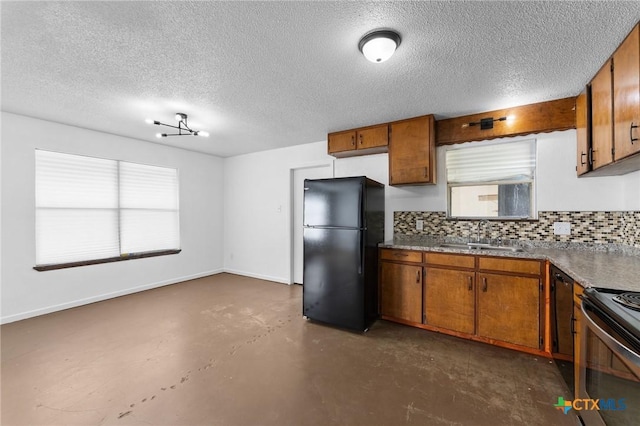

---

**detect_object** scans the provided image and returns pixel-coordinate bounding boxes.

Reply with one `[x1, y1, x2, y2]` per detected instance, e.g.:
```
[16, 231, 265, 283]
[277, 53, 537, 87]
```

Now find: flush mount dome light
[358, 29, 401, 63]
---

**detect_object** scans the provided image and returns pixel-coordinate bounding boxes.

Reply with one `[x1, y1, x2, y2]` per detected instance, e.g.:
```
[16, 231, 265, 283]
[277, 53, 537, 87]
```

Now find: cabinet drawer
[380, 249, 422, 263]
[477, 257, 542, 276]
[424, 252, 475, 269]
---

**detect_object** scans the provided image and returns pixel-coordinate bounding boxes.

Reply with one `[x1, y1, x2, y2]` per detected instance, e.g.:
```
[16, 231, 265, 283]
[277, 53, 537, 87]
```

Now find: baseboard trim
[1, 269, 224, 324]
[223, 268, 290, 285]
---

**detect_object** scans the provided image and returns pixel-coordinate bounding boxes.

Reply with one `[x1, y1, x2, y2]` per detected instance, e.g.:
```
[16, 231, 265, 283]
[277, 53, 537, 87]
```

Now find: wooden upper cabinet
[576, 87, 592, 176]
[389, 115, 436, 185]
[582, 22, 640, 176]
[591, 60, 614, 170]
[328, 124, 388, 157]
[357, 124, 388, 149]
[327, 130, 356, 154]
[613, 24, 640, 161]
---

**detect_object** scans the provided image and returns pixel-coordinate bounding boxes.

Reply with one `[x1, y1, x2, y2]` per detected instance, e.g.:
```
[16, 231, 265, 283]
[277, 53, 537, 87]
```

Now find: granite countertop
[380, 238, 640, 292]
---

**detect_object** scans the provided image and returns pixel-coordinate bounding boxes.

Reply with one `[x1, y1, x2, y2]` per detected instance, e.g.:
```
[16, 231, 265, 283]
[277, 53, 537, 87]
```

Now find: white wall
[223, 130, 640, 284]
[535, 130, 640, 210]
[4, 118, 637, 321]
[223, 142, 334, 284]
[1, 112, 225, 323]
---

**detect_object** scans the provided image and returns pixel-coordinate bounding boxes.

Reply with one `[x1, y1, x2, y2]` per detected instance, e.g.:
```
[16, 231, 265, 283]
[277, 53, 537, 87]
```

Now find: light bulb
[198, 131, 210, 137]
[155, 133, 163, 138]
[145, 118, 154, 125]
[362, 37, 398, 63]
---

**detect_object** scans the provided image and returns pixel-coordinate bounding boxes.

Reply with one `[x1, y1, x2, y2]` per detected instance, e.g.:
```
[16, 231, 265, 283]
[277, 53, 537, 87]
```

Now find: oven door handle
[581, 301, 640, 376]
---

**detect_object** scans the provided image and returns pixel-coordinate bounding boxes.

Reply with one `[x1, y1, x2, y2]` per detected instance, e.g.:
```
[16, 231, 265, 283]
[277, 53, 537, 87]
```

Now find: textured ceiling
[2, 1, 640, 157]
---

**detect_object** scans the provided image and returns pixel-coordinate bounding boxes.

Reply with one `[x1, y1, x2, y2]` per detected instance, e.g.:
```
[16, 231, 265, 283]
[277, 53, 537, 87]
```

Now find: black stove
[613, 292, 640, 311]
[582, 287, 640, 352]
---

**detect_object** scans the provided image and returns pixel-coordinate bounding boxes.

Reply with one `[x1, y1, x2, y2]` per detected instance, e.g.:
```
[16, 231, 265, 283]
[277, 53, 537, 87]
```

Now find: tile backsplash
[394, 211, 640, 248]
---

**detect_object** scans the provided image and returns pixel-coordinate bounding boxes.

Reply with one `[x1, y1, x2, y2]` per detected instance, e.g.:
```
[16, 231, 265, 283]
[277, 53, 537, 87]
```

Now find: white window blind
[35, 150, 180, 267]
[446, 139, 536, 184]
[119, 162, 180, 254]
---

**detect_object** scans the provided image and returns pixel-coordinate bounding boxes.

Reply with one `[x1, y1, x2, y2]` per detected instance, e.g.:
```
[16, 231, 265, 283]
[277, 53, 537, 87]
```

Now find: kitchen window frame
[445, 139, 538, 220]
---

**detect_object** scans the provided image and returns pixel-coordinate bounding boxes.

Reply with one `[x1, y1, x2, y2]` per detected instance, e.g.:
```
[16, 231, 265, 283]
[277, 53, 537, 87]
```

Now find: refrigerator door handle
[358, 233, 364, 275]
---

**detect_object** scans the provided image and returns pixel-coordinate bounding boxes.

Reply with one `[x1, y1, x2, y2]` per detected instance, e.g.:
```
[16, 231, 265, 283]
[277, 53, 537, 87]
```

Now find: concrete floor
[1, 273, 578, 426]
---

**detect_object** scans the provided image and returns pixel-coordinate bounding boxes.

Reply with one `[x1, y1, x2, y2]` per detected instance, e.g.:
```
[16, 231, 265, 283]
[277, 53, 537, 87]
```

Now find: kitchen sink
[438, 243, 472, 250]
[438, 243, 524, 253]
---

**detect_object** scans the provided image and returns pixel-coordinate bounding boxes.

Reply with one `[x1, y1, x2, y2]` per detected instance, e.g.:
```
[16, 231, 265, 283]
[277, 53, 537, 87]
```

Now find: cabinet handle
[591, 149, 597, 163]
[359, 134, 363, 145]
[631, 123, 638, 144]
[468, 276, 473, 291]
[424, 167, 428, 178]
[416, 270, 421, 283]
[393, 252, 408, 257]
[482, 277, 488, 292]
[554, 273, 564, 282]
[580, 151, 587, 166]
[351, 135, 355, 146]
[570, 314, 576, 335]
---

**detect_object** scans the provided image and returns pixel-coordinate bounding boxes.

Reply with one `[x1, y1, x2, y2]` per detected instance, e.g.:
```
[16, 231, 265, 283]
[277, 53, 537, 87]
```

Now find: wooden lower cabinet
[380, 261, 423, 323]
[476, 272, 541, 348]
[380, 248, 545, 354]
[424, 267, 475, 334]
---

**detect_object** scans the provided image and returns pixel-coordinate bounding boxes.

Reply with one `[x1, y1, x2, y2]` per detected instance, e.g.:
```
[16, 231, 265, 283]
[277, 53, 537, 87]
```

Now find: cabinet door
[576, 87, 592, 176]
[573, 301, 581, 399]
[328, 130, 356, 154]
[591, 61, 614, 169]
[380, 262, 422, 323]
[424, 268, 475, 334]
[613, 24, 640, 161]
[477, 272, 540, 348]
[389, 115, 436, 185]
[551, 269, 574, 357]
[357, 124, 388, 150]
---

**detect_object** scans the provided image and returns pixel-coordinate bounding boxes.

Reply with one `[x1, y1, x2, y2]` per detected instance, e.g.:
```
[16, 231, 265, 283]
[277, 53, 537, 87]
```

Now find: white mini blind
[119, 162, 180, 254]
[36, 150, 120, 265]
[35, 150, 180, 267]
[446, 139, 536, 184]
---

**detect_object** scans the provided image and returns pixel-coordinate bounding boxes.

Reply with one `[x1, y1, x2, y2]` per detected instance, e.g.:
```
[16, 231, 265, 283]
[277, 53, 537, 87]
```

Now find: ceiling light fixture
[145, 113, 209, 138]
[358, 29, 401, 63]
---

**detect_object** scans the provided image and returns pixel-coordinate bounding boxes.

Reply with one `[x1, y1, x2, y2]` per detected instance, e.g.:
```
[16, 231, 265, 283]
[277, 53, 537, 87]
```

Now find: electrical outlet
[416, 219, 424, 231]
[553, 222, 571, 235]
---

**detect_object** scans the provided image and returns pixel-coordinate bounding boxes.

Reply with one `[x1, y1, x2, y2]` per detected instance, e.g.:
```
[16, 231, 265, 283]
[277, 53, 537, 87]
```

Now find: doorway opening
[289, 162, 333, 285]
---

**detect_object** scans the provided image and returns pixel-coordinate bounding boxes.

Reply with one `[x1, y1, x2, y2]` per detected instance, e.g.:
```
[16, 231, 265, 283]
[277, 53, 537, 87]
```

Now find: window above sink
[446, 139, 537, 220]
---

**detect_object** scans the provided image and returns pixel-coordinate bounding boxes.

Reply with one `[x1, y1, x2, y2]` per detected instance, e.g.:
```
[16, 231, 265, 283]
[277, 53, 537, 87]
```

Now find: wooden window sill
[33, 249, 181, 271]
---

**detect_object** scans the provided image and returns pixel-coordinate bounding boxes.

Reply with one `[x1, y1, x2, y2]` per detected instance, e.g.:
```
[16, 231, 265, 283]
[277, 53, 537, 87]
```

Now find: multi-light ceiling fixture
[145, 113, 209, 138]
[358, 29, 401, 63]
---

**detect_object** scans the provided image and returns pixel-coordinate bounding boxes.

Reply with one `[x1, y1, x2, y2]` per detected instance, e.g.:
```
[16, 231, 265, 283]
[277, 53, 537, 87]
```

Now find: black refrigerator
[302, 176, 385, 332]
